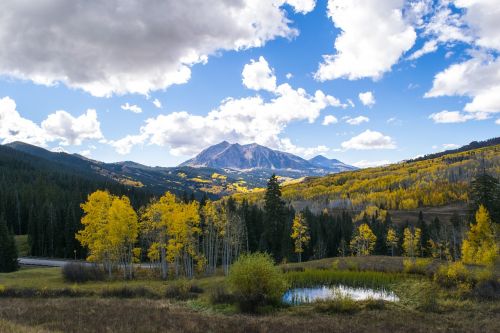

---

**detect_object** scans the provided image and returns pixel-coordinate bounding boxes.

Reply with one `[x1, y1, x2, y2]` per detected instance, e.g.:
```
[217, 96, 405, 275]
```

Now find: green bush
[313, 294, 360, 314]
[62, 263, 105, 283]
[434, 262, 472, 289]
[227, 252, 289, 313]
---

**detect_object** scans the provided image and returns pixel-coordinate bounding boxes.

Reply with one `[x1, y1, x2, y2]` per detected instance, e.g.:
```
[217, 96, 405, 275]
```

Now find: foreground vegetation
[0, 255, 498, 333]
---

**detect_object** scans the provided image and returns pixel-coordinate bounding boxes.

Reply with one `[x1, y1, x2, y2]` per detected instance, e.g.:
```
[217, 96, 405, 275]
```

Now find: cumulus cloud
[284, 0, 316, 14]
[345, 116, 369, 125]
[495, 119, 500, 125]
[286, 73, 293, 79]
[353, 159, 391, 168]
[110, 59, 345, 156]
[41, 109, 103, 146]
[426, 56, 500, 118]
[242, 56, 277, 92]
[407, 40, 438, 60]
[0, 97, 48, 146]
[152, 99, 162, 109]
[315, 0, 416, 81]
[322, 115, 338, 125]
[0, 1, 314, 97]
[341, 130, 396, 150]
[358, 91, 376, 107]
[121, 103, 142, 114]
[0, 96, 103, 146]
[425, 1, 500, 123]
[278, 138, 329, 158]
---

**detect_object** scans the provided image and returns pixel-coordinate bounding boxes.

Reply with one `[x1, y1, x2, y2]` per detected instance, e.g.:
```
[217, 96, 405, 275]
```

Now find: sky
[0, 0, 499, 168]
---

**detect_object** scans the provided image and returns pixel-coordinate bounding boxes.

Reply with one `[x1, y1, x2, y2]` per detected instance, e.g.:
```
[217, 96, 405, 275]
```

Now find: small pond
[282, 285, 399, 305]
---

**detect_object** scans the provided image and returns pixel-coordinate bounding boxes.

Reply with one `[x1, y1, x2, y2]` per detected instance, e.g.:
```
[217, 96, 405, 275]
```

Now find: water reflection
[283, 285, 399, 305]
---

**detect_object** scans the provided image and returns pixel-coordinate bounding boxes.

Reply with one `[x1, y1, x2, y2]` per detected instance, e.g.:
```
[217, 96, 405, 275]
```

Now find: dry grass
[0, 298, 498, 333]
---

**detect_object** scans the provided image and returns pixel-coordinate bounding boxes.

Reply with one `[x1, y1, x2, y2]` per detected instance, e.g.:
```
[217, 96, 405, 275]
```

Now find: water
[282, 285, 399, 305]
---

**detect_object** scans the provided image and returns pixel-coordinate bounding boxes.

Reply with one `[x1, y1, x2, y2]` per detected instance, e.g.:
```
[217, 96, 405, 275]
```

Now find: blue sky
[0, 0, 499, 168]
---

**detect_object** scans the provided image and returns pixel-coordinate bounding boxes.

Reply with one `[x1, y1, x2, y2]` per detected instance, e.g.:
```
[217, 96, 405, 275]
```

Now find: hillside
[237, 140, 500, 214]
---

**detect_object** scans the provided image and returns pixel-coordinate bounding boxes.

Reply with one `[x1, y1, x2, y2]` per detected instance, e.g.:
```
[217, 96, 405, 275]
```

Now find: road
[19, 257, 76, 267]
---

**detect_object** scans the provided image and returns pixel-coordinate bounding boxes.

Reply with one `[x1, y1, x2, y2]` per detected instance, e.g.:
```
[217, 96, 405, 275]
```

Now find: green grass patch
[285, 269, 403, 290]
[14, 235, 29, 257]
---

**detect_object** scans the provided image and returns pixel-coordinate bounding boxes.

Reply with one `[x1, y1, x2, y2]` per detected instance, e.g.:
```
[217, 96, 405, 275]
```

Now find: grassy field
[0, 256, 499, 333]
[14, 235, 29, 257]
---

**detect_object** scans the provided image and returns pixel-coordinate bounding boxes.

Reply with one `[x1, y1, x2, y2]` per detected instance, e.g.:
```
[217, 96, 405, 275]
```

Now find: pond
[282, 285, 399, 305]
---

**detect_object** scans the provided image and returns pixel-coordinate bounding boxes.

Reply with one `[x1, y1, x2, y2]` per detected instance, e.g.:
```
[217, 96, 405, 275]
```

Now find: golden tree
[386, 228, 399, 256]
[291, 212, 310, 262]
[77, 190, 139, 278]
[462, 205, 498, 265]
[403, 227, 421, 258]
[350, 223, 376, 256]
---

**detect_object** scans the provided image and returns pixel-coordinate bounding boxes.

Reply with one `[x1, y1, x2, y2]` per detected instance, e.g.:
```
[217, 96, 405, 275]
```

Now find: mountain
[180, 141, 356, 174]
[308, 155, 357, 172]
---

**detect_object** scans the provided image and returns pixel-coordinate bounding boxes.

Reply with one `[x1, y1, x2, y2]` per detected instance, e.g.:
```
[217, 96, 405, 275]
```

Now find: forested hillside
[0, 145, 153, 258]
[239, 141, 500, 213]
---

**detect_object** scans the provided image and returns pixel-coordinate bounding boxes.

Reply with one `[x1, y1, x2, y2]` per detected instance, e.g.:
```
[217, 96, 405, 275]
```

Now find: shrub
[396, 280, 439, 312]
[227, 252, 289, 313]
[313, 294, 360, 314]
[210, 285, 236, 304]
[434, 262, 471, 289]
[164, 280, 199, 300]
[101, 287, 157, 298]
[360, 298, 386, 310]
[403, 258, 434, 276]
[62, 263, 105, 283]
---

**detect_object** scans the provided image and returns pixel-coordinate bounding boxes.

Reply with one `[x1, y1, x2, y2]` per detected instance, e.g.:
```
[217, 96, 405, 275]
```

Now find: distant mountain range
[180, 141, 357, 173]
[2, 141, 355, 197]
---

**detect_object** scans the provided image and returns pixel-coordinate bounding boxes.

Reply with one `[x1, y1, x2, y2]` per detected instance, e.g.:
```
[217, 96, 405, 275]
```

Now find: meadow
[0, 256, 498, 333]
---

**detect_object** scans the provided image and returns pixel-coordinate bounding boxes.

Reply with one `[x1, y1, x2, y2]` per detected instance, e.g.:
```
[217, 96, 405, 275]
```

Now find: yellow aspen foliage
[291, 212, 310, 262]
[76, 190, 113, 263]
[350, 223, 376, 256]
[403, 227, 421, 258]
[386, 227, 398, 256]
[462, 205, 498, 265]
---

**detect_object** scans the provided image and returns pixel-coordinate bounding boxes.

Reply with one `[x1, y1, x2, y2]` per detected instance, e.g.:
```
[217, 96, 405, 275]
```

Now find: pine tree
[462, 205, 498, 265]
[0, 215, 18, 272]
[469, 174, 500, 223]
[263, 174, 286, 261]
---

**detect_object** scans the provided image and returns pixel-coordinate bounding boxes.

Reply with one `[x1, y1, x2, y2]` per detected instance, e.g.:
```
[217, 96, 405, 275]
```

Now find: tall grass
[285, 269, 402, 290]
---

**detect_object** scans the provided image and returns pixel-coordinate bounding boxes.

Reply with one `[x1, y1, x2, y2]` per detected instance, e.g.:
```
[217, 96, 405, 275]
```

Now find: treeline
[0, 145, 153, 258]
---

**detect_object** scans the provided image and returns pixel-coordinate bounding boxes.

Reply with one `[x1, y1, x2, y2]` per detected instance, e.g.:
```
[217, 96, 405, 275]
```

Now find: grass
[14, 235, 29, 257]
[0, 256, 499, 332]
[286, 269, 403, 290]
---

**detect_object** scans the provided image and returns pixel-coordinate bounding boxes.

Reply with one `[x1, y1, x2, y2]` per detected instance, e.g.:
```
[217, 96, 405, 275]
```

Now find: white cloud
[41, 109, 104, 146]
[495, 119, 500, 125]
[407, 39, 438, 60]
[315, 0, 416, 81]
[455, 0, 500, 50]
[322, 115, 338, 125]
[353, 159, 391, 168]
[428, 110, 472, 123]
[110, 59, 344, 157]
[283, 0, 316, 14]
[426, 56, 500, 118]
[121, 103, 142, 114]
[345, 116, 369, 125]
[442, 143, 460, 149]
[51, 146, 68, 153]
[358, 91, 376, 107]
[152, 99, 162, 109]
[242, 56, 277, 92]
[341, 130, 396, 150]
[0, 96, 103, 147]
[347, 99, 355, 108]
[79, 150, 91, 157]
[0, 97, 48, 146]
[278, 138, 329, 158]
[286, 73, 293, 79]
[0, 1, 313, 97]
